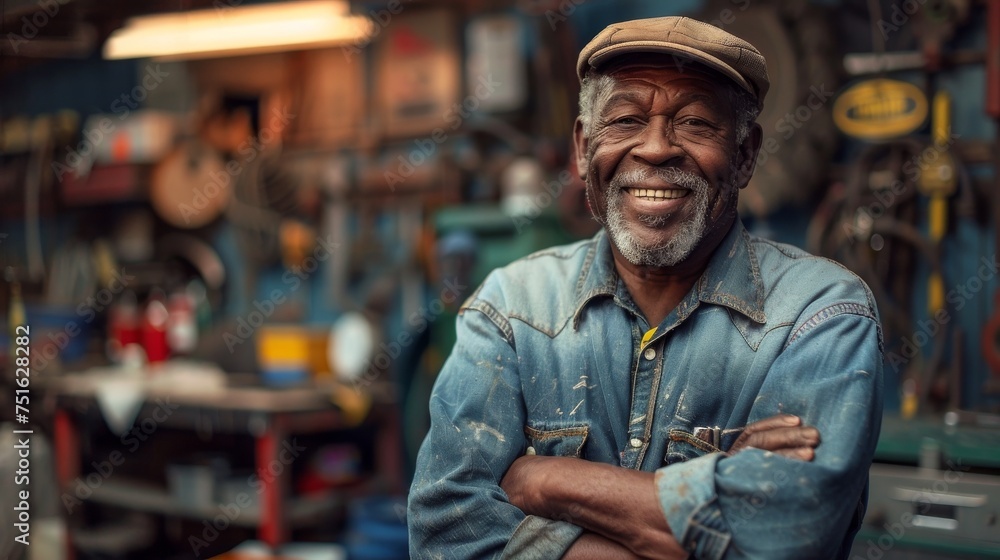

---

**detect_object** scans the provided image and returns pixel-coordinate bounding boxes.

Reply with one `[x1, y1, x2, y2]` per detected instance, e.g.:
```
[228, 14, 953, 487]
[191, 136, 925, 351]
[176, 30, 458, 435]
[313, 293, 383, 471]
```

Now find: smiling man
[408, 16, 883, 560]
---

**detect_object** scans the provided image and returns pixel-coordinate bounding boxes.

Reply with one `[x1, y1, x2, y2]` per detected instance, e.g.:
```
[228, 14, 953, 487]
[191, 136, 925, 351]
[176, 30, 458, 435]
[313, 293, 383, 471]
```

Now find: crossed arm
[500, 415, 822, 559]
[409, 304, 882, 559]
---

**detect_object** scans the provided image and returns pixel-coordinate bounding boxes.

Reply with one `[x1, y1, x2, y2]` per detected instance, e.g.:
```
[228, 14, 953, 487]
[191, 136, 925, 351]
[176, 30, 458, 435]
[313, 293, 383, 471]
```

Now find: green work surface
[855, 527, 1000, 558]
[875, 415, 1000, 469]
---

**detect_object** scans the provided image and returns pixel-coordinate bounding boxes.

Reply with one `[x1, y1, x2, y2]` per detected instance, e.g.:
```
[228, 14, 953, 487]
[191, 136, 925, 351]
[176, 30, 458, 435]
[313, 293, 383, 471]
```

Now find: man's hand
[728, 414, 821, 461]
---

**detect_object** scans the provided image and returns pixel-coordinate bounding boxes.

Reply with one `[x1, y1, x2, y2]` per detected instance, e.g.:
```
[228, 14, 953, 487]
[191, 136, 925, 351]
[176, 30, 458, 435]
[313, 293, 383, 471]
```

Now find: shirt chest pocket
[524, 424, 589, 458]
[664, 429, 725, 465]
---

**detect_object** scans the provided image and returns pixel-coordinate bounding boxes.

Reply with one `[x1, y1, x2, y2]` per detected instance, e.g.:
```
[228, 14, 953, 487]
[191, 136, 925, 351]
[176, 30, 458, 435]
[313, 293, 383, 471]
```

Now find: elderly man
[408, 16, 883, 560]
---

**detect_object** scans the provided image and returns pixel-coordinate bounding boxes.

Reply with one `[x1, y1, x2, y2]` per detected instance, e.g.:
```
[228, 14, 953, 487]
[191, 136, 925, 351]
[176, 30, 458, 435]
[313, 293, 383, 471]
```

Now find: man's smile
[621, 185, 694, 216]
[625, 187, 690, 201]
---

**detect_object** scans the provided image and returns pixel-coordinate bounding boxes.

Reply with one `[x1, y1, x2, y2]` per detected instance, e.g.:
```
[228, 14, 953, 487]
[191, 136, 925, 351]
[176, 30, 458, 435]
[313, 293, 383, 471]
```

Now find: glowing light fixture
[104, 0, 374, 60]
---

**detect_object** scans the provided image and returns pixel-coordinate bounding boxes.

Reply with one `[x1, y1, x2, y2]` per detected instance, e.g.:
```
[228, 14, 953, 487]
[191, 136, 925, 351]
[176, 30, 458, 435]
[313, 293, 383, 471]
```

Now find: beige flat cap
[577, 16, 769, 108]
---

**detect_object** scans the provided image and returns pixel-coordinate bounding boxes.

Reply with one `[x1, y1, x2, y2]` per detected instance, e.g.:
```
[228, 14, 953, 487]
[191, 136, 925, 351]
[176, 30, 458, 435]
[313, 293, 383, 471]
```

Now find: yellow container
[256, 325, 309, 369]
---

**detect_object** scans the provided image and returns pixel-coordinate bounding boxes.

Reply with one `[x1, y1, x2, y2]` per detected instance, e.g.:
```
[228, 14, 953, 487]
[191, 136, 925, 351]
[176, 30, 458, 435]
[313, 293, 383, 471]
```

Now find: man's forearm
[500, 415, 822, 558]
[562, 532, 643, 560]
[503, 456, 687, 558]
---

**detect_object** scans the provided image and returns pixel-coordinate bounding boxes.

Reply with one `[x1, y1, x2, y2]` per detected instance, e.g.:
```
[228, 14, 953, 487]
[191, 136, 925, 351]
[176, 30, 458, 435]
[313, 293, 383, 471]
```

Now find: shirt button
[630, 438, 643, 448]
[643, 347, 656, 361]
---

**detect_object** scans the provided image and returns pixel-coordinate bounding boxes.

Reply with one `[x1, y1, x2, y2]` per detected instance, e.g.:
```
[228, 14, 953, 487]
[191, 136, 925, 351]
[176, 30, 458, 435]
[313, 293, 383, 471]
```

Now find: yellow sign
[833, 79, 928, 141]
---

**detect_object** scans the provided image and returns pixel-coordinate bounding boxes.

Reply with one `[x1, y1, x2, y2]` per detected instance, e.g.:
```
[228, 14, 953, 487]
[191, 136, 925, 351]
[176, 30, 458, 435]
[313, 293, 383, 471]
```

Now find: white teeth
[627, 188, 688, 200]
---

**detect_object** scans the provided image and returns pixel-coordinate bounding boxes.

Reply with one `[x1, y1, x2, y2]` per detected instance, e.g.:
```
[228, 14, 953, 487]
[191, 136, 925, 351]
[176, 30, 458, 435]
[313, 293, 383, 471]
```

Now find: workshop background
[1, 0, 999, 558]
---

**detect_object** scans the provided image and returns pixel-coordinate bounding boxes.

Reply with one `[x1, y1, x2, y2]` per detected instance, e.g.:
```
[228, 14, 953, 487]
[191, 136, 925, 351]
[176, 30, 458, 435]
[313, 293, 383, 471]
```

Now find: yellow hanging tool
[918, 91, 957, 315]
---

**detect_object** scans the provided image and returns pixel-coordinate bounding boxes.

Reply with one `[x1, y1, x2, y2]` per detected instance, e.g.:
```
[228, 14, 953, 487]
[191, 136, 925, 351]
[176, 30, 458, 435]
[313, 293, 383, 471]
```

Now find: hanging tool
[918, 91, 957, 315]
[24, 116, 53, 281]
[808, 137, 964, 415]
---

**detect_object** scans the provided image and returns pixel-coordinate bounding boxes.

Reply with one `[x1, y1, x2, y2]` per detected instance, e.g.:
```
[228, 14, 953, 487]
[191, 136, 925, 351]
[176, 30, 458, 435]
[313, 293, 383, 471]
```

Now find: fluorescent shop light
[104, 0, 373, 60]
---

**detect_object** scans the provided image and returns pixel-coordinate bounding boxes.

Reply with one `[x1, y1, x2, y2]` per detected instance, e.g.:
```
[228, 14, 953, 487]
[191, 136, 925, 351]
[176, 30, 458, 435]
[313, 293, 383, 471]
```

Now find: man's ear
[572, 117, 589, 181]
[734, 122, 762, 190]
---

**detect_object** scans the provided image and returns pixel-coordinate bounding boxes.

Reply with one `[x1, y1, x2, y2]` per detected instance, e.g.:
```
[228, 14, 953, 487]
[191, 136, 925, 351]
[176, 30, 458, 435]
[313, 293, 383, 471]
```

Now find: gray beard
[602, 167, 714, 267]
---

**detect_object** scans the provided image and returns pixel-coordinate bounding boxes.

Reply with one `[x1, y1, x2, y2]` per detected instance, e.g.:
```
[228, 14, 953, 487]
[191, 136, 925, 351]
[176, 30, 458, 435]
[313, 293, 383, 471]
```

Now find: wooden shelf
[84, 479, 342, 527]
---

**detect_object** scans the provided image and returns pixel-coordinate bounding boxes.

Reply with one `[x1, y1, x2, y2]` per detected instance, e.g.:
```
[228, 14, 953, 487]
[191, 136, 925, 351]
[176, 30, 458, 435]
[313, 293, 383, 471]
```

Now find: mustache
[608, 168, 709, 191]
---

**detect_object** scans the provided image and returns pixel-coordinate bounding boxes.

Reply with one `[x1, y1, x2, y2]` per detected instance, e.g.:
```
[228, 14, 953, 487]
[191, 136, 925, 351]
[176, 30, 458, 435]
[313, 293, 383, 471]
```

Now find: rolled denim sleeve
[655, 308, 883, 560]
[408, 297, 582, 559]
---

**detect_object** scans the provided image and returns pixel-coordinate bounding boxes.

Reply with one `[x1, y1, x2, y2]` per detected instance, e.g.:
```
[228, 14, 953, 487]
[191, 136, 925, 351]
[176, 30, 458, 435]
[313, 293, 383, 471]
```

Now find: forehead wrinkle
[668, 91, 718, 107]
[600, 90, 651, 113]
[601, 82, 724, 118]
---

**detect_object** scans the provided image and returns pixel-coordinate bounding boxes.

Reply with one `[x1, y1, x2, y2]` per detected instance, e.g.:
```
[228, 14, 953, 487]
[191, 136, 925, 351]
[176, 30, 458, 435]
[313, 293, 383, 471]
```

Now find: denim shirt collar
[572, 219, 767, 328]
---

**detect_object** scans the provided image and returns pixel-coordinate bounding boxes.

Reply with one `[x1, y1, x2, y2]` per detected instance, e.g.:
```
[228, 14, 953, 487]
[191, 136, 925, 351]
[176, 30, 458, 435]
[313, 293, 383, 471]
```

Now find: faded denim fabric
[408, 220, 884, 560]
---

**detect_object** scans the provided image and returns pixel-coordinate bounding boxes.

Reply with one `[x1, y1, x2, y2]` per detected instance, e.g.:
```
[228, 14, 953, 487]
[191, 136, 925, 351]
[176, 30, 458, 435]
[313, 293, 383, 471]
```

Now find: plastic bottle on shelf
[141, 290, 170, 365]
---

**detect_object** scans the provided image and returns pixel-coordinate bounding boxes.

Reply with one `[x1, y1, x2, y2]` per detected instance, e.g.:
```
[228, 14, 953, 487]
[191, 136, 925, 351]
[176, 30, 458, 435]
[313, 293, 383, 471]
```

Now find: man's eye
[680, 118, 710, 127]
[613, 116, 640, 126]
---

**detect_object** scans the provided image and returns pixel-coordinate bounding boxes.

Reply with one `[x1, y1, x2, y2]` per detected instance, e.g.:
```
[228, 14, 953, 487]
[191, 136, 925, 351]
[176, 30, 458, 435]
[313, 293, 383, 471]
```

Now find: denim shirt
[408, 220, 884, 560]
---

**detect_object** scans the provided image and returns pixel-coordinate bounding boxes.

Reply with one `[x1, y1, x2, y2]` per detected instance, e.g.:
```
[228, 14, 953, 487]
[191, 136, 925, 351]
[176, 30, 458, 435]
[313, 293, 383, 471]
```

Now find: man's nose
[631, 117, 684, 166]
